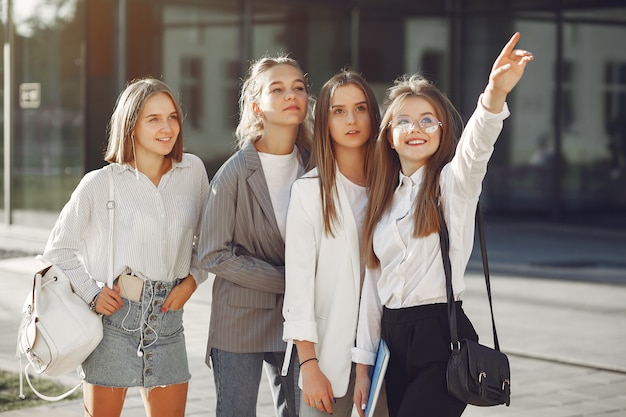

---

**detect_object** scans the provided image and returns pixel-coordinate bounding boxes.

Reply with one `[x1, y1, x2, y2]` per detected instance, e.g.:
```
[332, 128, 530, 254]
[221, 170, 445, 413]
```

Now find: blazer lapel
[242, 143, 281, 238]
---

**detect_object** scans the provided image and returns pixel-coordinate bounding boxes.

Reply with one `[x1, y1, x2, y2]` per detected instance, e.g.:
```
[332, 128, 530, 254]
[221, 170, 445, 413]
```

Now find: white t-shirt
[258, 147, 302, 240]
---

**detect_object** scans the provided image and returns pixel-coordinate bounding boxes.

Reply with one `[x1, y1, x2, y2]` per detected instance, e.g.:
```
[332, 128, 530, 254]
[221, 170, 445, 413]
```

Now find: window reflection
[13, 0, 78, 37]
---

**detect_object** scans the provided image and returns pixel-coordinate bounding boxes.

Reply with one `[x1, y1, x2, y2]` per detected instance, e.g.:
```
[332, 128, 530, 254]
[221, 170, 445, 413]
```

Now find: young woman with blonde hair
[45, 78, 209, 417]
[199, 54, 314, 417]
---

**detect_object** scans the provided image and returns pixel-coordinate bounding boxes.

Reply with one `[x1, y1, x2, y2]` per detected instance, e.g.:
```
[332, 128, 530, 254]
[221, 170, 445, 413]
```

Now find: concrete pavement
[1, 218, 625, 416]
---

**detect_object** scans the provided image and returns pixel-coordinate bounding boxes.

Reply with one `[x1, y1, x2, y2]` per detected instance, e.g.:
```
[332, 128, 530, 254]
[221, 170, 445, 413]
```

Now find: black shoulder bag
[438, 203, 511, 407]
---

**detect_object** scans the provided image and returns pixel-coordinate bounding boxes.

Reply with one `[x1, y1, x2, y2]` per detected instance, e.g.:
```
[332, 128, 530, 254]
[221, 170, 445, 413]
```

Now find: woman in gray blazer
[198, 55, 313, 417]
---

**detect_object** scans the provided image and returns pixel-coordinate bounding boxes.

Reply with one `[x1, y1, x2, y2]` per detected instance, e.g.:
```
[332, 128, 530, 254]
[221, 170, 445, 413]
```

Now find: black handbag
[438, 203, 511, 407]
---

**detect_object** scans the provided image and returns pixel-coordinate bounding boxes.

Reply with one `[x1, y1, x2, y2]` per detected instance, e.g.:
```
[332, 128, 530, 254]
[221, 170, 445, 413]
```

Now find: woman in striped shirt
[44, 78, 209, 417]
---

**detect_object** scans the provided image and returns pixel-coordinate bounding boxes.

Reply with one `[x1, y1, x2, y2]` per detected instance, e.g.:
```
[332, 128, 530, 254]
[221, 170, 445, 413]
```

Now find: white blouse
[44, 153, 210, 305]
[352, 97, 510, 365]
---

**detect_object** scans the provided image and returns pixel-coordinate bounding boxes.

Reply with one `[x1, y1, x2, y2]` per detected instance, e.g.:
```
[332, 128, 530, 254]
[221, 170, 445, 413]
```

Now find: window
[561, 59, 575, 130]
[604, 61, 626, 175]
[180, 56, 203, 130]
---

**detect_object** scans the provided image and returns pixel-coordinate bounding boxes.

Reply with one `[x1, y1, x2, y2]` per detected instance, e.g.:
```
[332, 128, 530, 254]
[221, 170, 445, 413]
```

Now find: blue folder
[365, 339, 390, 417]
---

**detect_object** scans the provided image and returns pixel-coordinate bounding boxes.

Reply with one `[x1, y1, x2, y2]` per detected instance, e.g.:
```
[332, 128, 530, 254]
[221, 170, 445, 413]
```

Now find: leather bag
[18, 259, 104, 377]
[16, 167, 116, 401]
[447, 338, 511, 406]
[438, 203, 511, 407]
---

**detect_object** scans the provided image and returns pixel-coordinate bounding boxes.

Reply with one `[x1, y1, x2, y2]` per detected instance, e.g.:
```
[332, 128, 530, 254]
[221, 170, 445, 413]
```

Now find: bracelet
[299, 357, 318, 367]
[88, 294, 98, 312]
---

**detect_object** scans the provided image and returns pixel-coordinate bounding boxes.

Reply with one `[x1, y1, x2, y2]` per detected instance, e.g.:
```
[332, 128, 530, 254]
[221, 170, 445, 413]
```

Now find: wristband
[299, 357, 318, 367]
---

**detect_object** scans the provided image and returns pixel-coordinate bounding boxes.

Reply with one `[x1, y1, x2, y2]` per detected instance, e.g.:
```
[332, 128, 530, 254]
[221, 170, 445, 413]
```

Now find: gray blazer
[198, 142, 308, 358]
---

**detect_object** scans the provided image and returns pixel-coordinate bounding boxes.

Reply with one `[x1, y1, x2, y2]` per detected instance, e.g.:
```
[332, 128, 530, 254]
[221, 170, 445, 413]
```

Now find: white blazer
[282, 168, 363, 397]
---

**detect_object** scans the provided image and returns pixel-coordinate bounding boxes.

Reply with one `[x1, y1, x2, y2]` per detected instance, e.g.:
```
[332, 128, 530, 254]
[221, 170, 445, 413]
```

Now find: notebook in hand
[365, 339, 390, 417]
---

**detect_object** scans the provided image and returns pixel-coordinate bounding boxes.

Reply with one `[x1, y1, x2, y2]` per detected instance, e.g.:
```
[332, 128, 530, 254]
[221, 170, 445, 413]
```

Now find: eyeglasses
[390, 115, 442, 134]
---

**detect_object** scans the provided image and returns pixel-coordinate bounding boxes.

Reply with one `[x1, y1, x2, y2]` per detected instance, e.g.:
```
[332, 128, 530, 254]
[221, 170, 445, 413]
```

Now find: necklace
[346, 175, 367, 186]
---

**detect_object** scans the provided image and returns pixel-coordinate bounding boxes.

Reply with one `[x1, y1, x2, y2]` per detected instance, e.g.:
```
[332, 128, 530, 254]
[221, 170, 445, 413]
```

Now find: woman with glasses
[352, 33, 533, 417]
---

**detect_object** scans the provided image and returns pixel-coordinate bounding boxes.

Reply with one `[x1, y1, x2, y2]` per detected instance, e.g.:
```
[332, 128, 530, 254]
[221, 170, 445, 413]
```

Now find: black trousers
[381, 301, 478, 417]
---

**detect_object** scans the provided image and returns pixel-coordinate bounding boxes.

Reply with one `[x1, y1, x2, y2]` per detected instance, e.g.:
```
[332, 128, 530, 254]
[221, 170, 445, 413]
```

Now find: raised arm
[481, 32, 534, 114]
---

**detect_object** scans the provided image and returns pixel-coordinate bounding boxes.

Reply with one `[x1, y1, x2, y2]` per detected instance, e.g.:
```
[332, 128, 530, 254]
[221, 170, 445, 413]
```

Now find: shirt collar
[394, 166, 425, 192]
[108, 154, 190, 174]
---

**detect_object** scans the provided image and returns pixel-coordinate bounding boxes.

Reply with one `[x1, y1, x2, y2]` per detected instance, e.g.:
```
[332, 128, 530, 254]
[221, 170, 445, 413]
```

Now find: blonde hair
[363, 74, 462, 267]
[312, 69, 380, 237]
[105, 78, 183, 163]
[235, 54, 313, 159]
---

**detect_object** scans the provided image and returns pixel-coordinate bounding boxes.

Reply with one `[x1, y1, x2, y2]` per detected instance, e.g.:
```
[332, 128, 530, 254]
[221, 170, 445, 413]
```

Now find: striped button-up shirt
[44, 153, 210, 305]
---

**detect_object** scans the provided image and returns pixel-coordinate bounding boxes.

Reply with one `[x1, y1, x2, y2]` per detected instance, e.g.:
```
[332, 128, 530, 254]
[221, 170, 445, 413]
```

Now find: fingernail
[162, 307, 167, 313]
[361, 404, 367, 410]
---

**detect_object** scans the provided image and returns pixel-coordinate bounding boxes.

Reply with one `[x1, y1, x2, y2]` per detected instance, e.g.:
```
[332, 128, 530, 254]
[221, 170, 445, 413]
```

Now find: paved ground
[1, 218, 625, 416]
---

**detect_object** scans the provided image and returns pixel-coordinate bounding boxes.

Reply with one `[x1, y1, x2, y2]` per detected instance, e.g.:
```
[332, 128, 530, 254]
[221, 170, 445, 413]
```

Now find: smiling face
[328, 83, 372, 154]
[389, 96, 442, 176]
[255, 63, 308, 129]
[132, 92, 180, 160]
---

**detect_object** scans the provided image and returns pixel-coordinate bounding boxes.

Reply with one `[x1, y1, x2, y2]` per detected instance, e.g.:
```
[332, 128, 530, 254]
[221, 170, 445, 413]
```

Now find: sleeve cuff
[477, 94, 510, 119]
[283, 320, 318, 343]
[83, 285, 102, 305]
[351, 347, 376, 366]
[189, 267, 208, 286]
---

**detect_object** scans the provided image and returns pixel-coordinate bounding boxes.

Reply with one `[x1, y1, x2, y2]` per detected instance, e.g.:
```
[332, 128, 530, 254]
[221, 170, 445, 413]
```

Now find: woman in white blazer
[282, 70, 385, 417]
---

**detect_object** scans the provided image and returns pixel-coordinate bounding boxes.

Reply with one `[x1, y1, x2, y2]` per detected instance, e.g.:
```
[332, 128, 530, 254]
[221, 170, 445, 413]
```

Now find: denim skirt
[82, 278, 190, 388]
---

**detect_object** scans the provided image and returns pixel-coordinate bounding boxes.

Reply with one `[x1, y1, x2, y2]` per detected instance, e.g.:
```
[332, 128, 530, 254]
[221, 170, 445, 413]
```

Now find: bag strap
[21, 363, 82, 401]
[438, 201, 501, 352]
[106, 167, 115, 289]
[475, 206, 501, 351]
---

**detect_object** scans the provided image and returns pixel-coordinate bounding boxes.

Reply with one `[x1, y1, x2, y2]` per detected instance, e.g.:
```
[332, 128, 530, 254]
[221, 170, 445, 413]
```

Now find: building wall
[2, 0, 625, 228]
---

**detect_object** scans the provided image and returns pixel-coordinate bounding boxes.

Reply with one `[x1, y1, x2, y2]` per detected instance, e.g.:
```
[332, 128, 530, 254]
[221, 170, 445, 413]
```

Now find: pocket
[103, 302, 142, 333]
[160, 308, 184, 337]
[227, 285, 277, 309]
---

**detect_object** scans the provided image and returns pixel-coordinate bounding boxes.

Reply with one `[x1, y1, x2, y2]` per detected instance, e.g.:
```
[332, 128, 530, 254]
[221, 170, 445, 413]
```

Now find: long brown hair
[313, 69, 380, 237]
[363, 74, 462, 267]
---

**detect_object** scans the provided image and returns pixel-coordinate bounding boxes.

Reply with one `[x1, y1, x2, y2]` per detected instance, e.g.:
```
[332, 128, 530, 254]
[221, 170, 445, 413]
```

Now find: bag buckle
[503, 378, 511, 406]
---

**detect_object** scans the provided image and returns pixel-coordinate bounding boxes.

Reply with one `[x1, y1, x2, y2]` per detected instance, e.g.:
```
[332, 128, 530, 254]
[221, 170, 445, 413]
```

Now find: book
[365, 339, 390, 417]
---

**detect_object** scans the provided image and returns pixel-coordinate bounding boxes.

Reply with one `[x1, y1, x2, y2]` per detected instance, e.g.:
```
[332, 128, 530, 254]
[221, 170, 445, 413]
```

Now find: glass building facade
[2, 0, 626, 229]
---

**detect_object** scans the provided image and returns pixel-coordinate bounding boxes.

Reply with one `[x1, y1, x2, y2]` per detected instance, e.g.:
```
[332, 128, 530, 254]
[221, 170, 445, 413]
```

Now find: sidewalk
[1, 219, 626, 416]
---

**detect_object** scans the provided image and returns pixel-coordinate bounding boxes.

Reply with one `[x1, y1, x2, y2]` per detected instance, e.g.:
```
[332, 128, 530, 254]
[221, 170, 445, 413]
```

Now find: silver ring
[315, 401, 322, 405]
